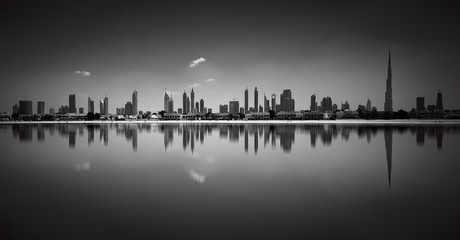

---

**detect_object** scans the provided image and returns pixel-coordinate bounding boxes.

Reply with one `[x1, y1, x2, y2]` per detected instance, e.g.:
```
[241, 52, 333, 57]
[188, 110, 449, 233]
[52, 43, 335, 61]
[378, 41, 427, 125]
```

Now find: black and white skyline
[1, 0, 459, 113]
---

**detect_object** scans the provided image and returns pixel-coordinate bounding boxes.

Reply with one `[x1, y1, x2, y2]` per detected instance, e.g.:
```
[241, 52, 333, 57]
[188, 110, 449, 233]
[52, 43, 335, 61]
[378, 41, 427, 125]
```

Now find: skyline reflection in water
[1, 123, 459, 239]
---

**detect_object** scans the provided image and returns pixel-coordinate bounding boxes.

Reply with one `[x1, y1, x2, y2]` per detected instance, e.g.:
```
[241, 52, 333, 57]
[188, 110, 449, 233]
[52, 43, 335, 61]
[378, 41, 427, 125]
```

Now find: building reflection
[384, 127, 392, 189]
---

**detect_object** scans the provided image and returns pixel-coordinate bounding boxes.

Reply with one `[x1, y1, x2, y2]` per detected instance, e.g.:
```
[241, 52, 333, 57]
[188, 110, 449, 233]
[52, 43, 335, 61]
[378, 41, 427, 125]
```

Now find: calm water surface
[1, 123, 459, 239]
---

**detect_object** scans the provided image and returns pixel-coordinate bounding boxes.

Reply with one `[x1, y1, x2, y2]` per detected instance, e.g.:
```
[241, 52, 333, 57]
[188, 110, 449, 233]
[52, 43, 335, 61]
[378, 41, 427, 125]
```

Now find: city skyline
[1, 1, 459, 113]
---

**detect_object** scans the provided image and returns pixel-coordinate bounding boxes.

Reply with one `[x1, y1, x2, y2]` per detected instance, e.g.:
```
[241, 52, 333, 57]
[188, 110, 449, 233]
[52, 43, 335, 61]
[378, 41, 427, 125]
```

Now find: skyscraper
[200, 99, 204, 113]
[132, 90, 138, 115]
[37, 101, 45, 115]
[186, 96, 190, 114]
[164, 89, 170, 112]
[264, 94, 269, 112]
[244, 88, 248, 114]
[320, 97, 332, 113]
[100, 100, 104, 114]
[271, 93, 276, 112]
[191, 88, 195, 113]
[310, 94, 317, 112]
[280, 89, 295, 112]
[254, 87, 258, 112]
[384, 50, 393, 112]
[182, 91, 187, 114]
[436, 91, 443, 111]
[19, 100, 33, 114]
[69, 94, 76, 113]
[229, 100, 239, 114]
[104, 96, 109, 115]
[416, 97, 425, 111]
[168, 93, 174, 113]
[88, 97, 94, 113]
[366, 98, 372, 111]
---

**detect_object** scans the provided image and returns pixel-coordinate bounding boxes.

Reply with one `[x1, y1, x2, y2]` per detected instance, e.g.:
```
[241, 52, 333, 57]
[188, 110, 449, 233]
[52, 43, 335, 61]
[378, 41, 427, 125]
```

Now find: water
[1, 123, 459, 239]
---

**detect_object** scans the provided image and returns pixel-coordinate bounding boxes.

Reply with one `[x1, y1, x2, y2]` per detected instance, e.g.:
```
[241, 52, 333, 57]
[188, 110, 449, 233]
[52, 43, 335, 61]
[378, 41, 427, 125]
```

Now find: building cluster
[3, 50, 459, 121]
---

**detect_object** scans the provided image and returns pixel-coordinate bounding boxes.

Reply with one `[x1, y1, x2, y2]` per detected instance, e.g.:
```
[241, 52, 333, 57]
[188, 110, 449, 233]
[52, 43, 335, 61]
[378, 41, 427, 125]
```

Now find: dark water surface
[1, 123, 459, 239]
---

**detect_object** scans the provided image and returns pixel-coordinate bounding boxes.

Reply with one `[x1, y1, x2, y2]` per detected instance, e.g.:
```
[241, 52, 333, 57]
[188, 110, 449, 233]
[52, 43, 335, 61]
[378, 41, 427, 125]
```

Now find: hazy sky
[1, 0, 459, 113]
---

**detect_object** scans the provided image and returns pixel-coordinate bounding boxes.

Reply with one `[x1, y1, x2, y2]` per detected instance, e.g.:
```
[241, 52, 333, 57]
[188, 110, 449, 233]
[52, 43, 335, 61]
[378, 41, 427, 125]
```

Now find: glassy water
[1, 123, 459, 239]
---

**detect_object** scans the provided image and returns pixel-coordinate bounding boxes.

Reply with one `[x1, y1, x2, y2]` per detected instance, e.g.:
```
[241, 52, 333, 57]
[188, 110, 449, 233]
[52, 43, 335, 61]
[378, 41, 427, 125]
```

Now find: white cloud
[189, 57, 206, 68]
[206, 78, 215, 82]
[188, 83, 201, 88]
[75, 70, 90, 77]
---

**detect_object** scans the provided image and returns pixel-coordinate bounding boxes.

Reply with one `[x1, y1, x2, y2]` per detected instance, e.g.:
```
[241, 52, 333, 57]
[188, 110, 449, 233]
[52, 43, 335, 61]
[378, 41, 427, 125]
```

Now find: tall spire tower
[384, 50, 393, 112]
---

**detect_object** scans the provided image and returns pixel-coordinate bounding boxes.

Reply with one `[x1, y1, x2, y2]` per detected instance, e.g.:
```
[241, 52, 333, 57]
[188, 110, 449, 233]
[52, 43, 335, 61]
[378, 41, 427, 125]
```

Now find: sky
[1, 0, 459, 113]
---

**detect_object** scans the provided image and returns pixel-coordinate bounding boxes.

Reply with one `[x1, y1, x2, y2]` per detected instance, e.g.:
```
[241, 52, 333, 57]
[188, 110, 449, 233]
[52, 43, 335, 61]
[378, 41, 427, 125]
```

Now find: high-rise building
[264, 94, 269, 112]
[342, 101, 350, 111]
[195, 102, 199, 113]
[332, 104, 338, 112]
[168, 93, 174, 113]
[280, 89, 295, 112]
[49, 107, 55, 115]
[200, 99, 204, 113]
[13, 103, 18, 114]
[310, 94, 317, 112]
[19, 100, 33, 114]
[186, 96, 190, 114]
[244, 88, 249, 114]
[125, 101, 133, 115]
[132, 90, 138, 115]
[100, 100, 104, 115]
[416, 97, 425, 111]
[69, 94, 76, 113]
[37, 101, 45, 115]
[271, 93, 276, 112]
[104, 96, 109, 115]
[384, 50, 393, 112]
[88, 97, 94, 113]
[239, 107, 244, 114]
[182, 91, 187, 114]
[191, 88, 195, 113]
[366, 98, 372, 111]
[79, 107, 84, 114]
[219, 104, 228, 113]
[254, 87, 258, 112]
[320, 97, 332, 113]
[259, 105, 263, 113]
[436, 91, 443, 111]
[164, 89, 170, 112]
[229, 100, 239, 114]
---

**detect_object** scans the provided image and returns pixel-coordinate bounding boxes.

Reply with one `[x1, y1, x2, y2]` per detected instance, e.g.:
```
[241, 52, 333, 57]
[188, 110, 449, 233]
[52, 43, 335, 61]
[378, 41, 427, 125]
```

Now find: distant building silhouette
[310, 94, 317, 112]
[254, 87, 258, 112]
[384, 50, 393, 112]
[182, 91, 187, 114]
[100, 100, 104, 115]
[366, 98, 371, 111]
[164, 89, 170, 112]
[271, 93, 276, 112]
[219, 104, 228, 113]
[125, 101, 133, 115]
[69, 94, 76, 113]
[49, 107, 55, 115]
[191, 88, 195, 113]
[264, 94, 269, 112]
[37, 101, 45, 115]
[12, 103, 18, 114]
[416, 97, 425, 111]
[88, 97, 94, 113]
[132, 90, 138, 115]
[200, 99, 204, 113]
[436, 90, 443, 111]
[320, 97, 332, 113]
[229, 100, 239, 114]
[195, 102, 199, 113]
[244, 88, 249, 114]
[280, 89, 295, 112]
[103, 96, 109, 116]
[341, 101, 350, 111]
[19, 100, 33, 114]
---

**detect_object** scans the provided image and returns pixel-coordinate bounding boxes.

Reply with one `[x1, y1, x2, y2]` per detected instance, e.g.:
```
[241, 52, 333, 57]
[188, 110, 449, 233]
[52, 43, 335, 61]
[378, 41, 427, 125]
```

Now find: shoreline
[1, 119, 460, 125]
